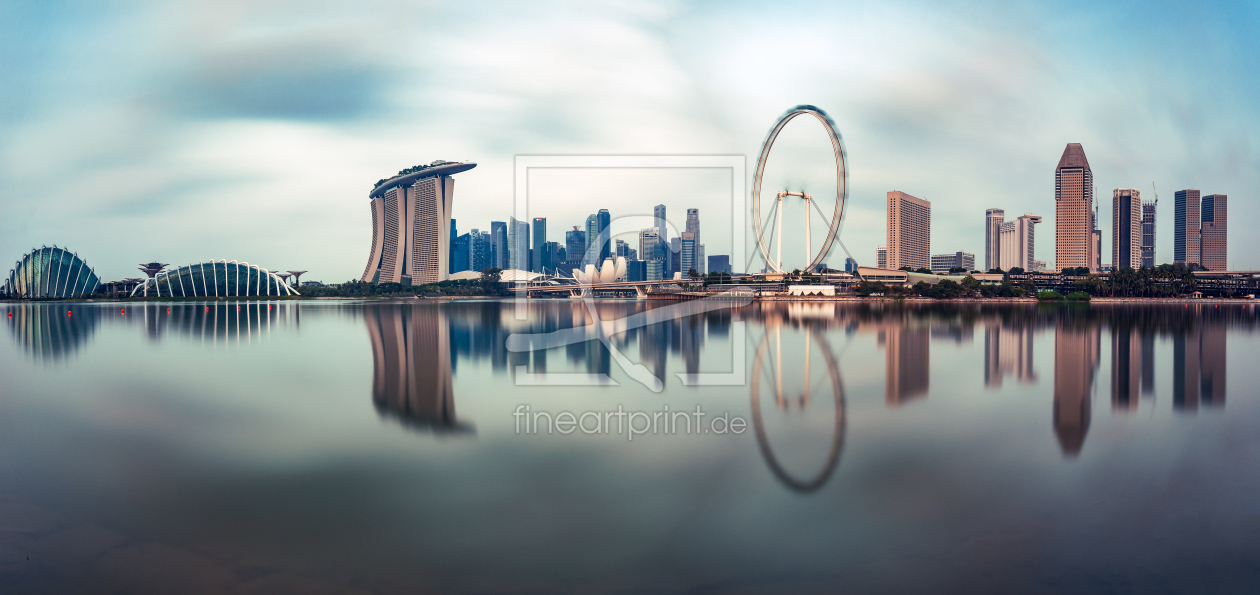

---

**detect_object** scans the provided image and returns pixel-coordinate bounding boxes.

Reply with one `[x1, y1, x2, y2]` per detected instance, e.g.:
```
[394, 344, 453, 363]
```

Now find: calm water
[2, 299, 1259, 594]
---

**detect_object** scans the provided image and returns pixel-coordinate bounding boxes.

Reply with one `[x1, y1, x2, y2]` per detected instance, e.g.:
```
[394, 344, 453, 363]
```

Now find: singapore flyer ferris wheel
[751, 105, 849, 273]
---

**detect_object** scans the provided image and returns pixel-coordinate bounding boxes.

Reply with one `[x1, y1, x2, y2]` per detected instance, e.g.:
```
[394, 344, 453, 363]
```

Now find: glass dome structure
[131, 260, 298, 297]
[3, 246, 101, 298]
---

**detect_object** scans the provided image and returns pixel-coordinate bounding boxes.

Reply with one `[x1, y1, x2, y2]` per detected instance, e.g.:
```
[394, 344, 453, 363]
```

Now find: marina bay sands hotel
[361, 160, 476, 285]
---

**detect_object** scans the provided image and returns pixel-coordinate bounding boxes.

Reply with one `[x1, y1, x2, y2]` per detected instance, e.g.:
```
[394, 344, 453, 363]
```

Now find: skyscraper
[449, 219, 458, 274]
[1174, 189, 1201, 266]
[508, 217, 529, 271]
[985, 208, 1004, 271]
[566, 228, 586, 261]
[490, 221, 508, 269]
[654, 204, 667, 238]
[680, 232, 696, 274]
[1112, 188, 1142, 270]
[998, 214, 1041, 271]
[584, 214, 599, 264]
[361, 161, 475, 285]
[1054, 144, 1094, 272]
[876, 246, 887, 269]
[638, 227, 659, 259]
[696, 245, 705, 275]
[531, 217, 546, 273]
[1201, 194, 1228, 271]
[686, 208, 700, 247]
[596, 209, 611, 264]
[1141, 200, 1157, 268]
[886, 191, 931, 270]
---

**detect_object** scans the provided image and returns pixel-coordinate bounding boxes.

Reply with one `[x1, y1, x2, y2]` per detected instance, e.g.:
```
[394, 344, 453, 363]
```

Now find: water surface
[2, 300, 1258, 593]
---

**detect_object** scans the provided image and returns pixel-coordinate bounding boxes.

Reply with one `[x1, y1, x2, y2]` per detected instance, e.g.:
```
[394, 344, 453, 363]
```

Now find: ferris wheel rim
[751, 105, 848, 273]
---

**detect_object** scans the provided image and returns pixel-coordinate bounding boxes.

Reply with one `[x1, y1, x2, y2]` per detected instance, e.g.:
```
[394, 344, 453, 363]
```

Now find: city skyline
[2, 2, 1256, 282]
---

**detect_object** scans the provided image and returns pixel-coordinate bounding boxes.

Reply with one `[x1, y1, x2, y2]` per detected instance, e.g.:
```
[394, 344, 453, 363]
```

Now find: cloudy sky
[2, 0, 1256, 281]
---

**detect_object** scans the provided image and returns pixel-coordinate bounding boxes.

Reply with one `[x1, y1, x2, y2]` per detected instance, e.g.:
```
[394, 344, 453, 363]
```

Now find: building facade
[930, 252, 975, 273]
[1174, 189, 1201, 266]
[1054, 144, 1094, 272]
[4, 246, 101, 298]
[531, 217, 547, 273]
[708, 255, 732, 275]
[876, 246, 888, 269]
[1201, 194, 1228, 271]
[1141, 201, 1157, 268]
[1112, 188, 1142, 270]
[985, 208, 1004, 271]
[490, 221, 508, 269]
[361, 161, 475, 285]
[999, 214, 1042, 271]
[886, 191, 931, 271]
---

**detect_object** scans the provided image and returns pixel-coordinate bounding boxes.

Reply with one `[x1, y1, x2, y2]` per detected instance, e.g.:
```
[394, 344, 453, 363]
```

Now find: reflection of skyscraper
[881, 324, 929, 406]
[365, 304, 466, 432]
[1054, 322, 1098, 456]
[1110, 325, 1142, 411]
[1176, 323, 1227, 411]
[1173, 327, 1200, 411]
[984, 323, 1037, 387]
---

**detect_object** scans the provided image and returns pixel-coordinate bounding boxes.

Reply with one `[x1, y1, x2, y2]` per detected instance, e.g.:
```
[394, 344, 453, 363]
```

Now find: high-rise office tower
[680, 233, 696, 274]
[876, 246, 887, 269]
[844, 257, 858, 273]
[449, 219, 458, 274]
[654, 204, 667, 237]
[886, 191, 931, 270]
[669, 237, 681, 277]
[584, 214, 599, 263]
[508, 217, 529, 271]
[1201, 194, 1228, 271]
[1141, 200, 1157, 268]
[566, 228, 586, 261]
[685, 208, 700, 247]
[1054, 144, 1094, 272]
[596, 209, 611, 264]
[985, 208, 1005, 271]
[998, 214, 1041, 271]
[1174, 189, 1201, 266]
[696, 245, 705, 275]
[638, 228, 659, 262]
[361, 161, 475, 285]
[531, 217, 546, 273]
[1112, 188, 1142, 270]
[490, 221, 508, 269]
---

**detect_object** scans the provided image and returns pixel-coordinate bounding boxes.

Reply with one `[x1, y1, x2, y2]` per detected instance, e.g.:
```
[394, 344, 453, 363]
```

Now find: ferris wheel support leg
[776, 196, 784, 273]
[804, 197, 811, 270]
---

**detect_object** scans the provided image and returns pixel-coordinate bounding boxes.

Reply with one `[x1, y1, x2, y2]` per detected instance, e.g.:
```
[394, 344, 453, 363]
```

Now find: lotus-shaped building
[3, 246, 101, 298]
[130, 260, 298, 297]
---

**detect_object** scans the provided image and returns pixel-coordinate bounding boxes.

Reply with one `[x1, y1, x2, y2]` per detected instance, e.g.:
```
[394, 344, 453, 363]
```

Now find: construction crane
[1151, 182, 1159, 204]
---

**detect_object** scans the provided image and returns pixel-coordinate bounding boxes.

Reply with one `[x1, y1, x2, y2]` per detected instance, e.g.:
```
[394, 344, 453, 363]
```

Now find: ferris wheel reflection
[750, 318, 846, 493]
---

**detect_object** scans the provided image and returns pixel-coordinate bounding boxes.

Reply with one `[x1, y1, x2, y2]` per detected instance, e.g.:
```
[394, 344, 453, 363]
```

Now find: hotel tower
[361, 161, 476, 285]
[1054, 144, 1094, 272]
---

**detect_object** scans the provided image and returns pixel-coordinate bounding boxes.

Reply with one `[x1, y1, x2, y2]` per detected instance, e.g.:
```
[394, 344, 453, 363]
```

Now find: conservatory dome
[3, 246, 101, 298]
[131, 260, 298, 298]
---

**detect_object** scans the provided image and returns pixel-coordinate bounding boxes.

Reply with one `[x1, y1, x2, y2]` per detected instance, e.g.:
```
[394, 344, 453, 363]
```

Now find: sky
[2, 0, 1257, 282]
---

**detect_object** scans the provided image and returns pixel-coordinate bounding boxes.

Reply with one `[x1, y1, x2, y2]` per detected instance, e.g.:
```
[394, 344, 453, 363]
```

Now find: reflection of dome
[4, 303, 102, 361]
[130, 260, 298, 297]
[3, 246, 101, 298]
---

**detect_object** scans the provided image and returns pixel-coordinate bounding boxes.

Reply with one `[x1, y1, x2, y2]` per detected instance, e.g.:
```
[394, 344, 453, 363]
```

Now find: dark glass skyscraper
[1141, 201, 1157, 268]
[531, 217, 546, 273]
[1174, 189, 1200, 266]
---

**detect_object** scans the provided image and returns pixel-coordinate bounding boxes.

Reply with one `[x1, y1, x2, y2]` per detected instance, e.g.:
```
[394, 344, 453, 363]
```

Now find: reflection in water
[750, 319, 845, 492]
[1054, 316, 1099, 456]
[3, 303, 103, 361]
[366, 304, 468, 433]
[880, 322, 929, 406]
[984, 321, 1040, 386]
[1174, 324, 1227, 411]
